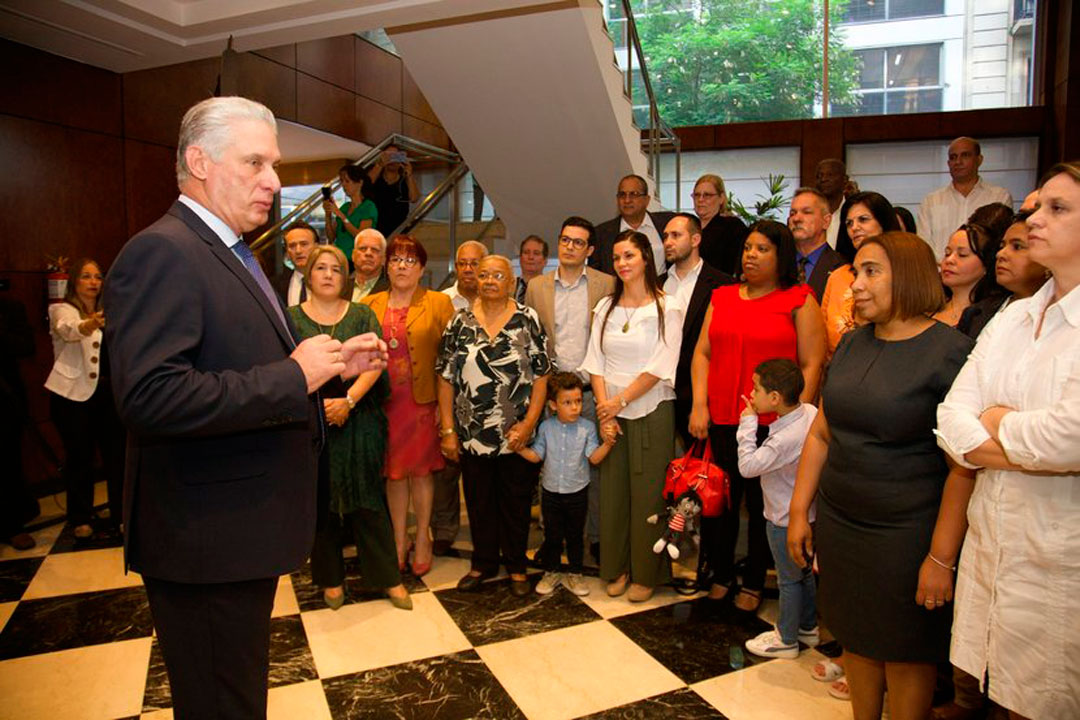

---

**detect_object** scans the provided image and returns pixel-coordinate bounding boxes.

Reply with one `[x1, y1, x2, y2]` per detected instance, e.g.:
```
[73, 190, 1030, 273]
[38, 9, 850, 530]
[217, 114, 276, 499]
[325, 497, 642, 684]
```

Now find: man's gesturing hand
[341, 333, 389, 378]
[291, 335, 347, 394]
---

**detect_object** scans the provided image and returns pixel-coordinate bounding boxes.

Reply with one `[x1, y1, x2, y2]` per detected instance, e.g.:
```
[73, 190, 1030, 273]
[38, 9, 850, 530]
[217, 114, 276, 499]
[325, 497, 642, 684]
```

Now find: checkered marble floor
[0, 490, 853, 720]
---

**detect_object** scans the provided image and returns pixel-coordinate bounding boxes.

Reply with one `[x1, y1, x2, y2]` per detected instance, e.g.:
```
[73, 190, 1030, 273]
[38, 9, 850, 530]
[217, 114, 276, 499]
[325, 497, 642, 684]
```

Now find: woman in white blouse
[581, 230, 684, 602]
[45, 258, 124, 540]
[936, 161, 1080, 720]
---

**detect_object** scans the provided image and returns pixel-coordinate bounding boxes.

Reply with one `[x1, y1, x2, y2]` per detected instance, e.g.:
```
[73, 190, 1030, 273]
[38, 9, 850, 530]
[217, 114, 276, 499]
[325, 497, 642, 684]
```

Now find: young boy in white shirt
[737, 358, 820, 659]
[519, 372, 615, 596]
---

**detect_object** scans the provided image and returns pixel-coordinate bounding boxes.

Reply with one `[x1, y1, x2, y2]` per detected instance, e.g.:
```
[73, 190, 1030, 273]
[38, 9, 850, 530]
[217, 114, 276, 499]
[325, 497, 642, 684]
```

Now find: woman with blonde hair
[692, 173, 750, 277]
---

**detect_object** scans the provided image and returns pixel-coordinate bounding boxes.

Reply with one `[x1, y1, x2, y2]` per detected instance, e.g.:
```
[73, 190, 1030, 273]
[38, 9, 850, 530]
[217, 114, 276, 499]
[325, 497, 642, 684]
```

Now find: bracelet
[927, 552, 956, 572]
[439, 427, 457, 438]
[344, 395, 356, 411]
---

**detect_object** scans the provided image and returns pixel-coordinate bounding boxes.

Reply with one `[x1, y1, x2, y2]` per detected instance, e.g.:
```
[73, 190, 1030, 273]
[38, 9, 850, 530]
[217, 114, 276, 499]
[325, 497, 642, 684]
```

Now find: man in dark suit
[104, 97, 386, 720]
[788, 187, 845, 302]
[589, 174, 674, 276]
[659, 213, 735, 447]
[270, 219, 317, 306]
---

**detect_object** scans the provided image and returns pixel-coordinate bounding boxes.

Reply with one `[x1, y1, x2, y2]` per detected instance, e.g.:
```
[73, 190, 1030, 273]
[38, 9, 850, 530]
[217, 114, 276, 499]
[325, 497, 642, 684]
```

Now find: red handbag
[664, 439, 730, 517]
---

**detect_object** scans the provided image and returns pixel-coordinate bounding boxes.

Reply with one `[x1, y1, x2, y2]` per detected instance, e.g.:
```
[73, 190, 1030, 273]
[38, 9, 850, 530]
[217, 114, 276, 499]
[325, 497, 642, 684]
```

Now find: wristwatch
[618, 395, 628, 409]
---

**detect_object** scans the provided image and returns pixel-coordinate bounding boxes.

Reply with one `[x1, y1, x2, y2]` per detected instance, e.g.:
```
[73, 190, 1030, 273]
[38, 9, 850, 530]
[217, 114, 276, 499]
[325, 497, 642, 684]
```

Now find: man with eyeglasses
[431, 239, 489, 555]
[917, 136, 1012, 259]
[525, 216, 615, 564]
[350, 228, 390, 302]
[590, 175, 674, 277]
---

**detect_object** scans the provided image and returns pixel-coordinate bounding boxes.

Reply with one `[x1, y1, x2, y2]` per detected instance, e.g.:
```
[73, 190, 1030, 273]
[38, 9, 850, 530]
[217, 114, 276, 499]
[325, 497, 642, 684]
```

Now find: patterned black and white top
[436, 302, 552, 456]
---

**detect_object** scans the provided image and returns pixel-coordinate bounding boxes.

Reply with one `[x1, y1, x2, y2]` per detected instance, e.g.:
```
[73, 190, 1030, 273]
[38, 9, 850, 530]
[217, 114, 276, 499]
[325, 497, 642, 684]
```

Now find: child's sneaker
[798, 625, 820, 647]
[561, 573, 590, 596]
[745, 629, 799, 659]
[535, 571, 562, 595]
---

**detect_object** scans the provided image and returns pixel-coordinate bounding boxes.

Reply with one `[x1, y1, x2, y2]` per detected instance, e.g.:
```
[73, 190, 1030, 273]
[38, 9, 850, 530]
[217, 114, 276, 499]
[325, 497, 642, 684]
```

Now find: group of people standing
[38, 93, 1076, 720]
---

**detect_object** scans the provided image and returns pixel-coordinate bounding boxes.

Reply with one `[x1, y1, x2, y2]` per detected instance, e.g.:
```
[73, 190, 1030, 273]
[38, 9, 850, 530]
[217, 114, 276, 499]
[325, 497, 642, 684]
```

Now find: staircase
[387, 0, 669, 248]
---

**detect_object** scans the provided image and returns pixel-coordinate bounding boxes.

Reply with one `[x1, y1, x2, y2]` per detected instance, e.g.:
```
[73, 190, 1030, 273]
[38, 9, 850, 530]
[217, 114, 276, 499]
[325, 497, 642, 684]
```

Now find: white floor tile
[0, 523, 63, 561]
[692, 649, 853, 720]
[271, 574, 299, 618]
[22, 547, 141, 600]
[0, 637, 152, 720]
[302, 591, 471, 679]
[0, 602, 15, 634]
[476, 620, 684, 720]
[267, 679, 333, 720]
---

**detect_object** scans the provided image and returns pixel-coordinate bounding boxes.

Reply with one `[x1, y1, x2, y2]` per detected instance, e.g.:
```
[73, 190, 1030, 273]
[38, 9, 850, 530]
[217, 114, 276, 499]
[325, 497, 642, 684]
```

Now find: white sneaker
[561, 573, 590, 596]
[535, 571, 562, 595]
[798, 625, 820, 647]
[745, 629, 799, 659]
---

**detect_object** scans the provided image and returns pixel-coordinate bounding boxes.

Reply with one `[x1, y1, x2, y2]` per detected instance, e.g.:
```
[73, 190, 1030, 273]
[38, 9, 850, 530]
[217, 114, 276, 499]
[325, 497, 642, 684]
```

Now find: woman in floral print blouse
[436, 254, 552, 597]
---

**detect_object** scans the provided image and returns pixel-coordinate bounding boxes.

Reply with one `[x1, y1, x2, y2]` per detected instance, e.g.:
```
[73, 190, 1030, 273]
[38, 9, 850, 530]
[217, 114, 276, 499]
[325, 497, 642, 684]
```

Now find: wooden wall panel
[356, 95, 402, 146]
[124, 140, 179, 240]
[403, 115, 450, 150]
[123, 58, 220, 147]
[253, 43, 296, 68]
[297, 36, 355, 92]
[234, 51, 298, 122]
[801, 118, 844, 187]
[0, 39, 121, 135]
[355, 38, 402, 109]
[0, 115, 126, 272]
[403, 68, 439, 126]
[297, 74, 360, 141]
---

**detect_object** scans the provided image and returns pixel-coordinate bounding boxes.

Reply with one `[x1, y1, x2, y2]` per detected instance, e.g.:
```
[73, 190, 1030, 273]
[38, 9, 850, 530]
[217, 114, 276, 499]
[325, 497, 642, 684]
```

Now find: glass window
[658, 147, 801, 220]
[842, 44, 943, 116]
[846, 0, 944, 23]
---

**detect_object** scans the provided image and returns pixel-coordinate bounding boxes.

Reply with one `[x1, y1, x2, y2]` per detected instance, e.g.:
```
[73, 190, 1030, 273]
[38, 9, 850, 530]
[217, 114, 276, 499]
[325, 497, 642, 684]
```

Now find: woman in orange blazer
[363, 236, 455, 576]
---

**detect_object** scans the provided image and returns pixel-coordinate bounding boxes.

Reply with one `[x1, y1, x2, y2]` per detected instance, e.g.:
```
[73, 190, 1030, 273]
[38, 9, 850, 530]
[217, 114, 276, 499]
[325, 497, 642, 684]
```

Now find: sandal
[733, 587, 762, 612]
[811, 658, 844, 682]
[827, 676, 850, 701]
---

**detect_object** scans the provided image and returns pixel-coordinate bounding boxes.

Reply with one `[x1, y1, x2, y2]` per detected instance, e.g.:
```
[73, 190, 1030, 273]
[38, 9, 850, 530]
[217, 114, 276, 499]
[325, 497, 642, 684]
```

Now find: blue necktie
[233, 239, 291, 338]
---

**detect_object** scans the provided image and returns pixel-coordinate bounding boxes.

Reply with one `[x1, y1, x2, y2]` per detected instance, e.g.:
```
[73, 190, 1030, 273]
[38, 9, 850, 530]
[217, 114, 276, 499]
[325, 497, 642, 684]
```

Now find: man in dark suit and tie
[788, 187, 845, 302]
[589, 174, 674, 277]
[659, 213, 735, 447]
[104, 97, 386, 719]
[271, 219, 318, 306]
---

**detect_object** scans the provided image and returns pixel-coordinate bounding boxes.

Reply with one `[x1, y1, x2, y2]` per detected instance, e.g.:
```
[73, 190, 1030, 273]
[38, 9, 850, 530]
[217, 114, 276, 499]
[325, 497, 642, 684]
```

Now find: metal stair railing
[249, 133, 462, 256]
[614, 0, 682, 209]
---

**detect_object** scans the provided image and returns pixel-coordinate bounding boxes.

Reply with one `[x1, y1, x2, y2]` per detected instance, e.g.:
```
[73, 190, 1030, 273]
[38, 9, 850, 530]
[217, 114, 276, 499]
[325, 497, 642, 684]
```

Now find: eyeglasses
[691, 192, 720, 200]
[558, 236, 588, 249]
[616, 191, 647, 199]
[456, 259, 480, 268]
[388, 256, 418, 267]
[477, 271, 507, 282]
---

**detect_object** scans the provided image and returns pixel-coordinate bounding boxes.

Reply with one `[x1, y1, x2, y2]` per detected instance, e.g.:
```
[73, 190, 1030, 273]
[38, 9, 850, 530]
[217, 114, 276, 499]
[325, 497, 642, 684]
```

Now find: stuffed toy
[647, 489, 702, 560]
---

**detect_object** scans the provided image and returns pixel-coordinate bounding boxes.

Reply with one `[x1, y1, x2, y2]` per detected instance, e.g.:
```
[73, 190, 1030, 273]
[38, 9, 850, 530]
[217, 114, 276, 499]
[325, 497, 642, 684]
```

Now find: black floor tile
[0, 556, 44, 603]
[576, 687, 729, 719]
[0, 586, 153, 660]
[321, 649, 525, 719]
[268, 614, 319, 688]
[434, 576, 601, 646]
[609, 597, 772, 684]
[290, 557, 428, 613]
[49, 522, 123, 554]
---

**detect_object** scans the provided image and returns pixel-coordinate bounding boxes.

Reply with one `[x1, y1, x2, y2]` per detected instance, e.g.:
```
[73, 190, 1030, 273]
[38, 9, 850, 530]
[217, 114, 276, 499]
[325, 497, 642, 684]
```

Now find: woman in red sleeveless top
[689, 219, 826, 611]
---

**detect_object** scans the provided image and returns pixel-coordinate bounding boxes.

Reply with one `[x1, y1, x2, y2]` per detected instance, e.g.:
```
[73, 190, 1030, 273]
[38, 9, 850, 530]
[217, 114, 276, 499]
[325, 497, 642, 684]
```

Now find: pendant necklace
[315, 303, 344, 339]
[621, 303, 640, 333]
[387, 307, 404, 350]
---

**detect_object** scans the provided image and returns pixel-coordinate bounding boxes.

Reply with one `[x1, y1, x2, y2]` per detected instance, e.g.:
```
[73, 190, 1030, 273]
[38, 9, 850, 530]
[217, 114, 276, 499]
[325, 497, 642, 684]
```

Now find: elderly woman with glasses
[436, 255, 551, 597]
[362, 236, 455, 576]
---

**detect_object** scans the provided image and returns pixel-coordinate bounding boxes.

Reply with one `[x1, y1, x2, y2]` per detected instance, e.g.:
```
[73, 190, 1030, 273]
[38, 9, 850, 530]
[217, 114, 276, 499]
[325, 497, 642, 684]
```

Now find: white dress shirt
[825, 207, 841, 249]
[916, 178, 1013, 260]
[935, 279, 1080, 719]
[580, 294, 684, 419]
[736, 403, 818, 527]
[553, 266, 591, 379]
[442, 282, 472, 312]
[620, 214, 666, 275]
[287, 270, 304, 306]
[662, 258, 703, 310]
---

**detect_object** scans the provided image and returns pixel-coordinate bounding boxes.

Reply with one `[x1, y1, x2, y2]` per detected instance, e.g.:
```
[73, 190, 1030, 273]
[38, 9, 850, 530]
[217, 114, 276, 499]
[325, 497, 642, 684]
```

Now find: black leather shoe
[456, 571, 492, 591]
[510, 578, 531, 597]
[432, 539, 453, 556]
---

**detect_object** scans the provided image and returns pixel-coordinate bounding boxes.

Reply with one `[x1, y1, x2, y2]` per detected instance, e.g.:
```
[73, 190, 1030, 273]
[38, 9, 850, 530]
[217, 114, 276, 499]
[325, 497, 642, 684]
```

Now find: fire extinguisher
[45, 254, 69, 306]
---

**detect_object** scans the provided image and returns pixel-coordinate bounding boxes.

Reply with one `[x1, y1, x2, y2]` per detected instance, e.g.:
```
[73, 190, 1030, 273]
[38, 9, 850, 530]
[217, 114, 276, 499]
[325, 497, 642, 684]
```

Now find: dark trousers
[49, 382, 125, 526]
[540, 486, 588, 573]
[698, 423, 769, 591]
[0, 407, 36, 538]
[431, 460, 461, 543]
[460, 452, 537, 575]
[144, 575, 277, 720]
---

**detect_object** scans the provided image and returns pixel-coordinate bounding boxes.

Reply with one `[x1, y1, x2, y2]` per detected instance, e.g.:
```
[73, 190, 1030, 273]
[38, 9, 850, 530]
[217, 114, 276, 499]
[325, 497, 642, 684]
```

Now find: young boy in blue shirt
[737, 358, 820, 659]
[519, 372, 615, 596]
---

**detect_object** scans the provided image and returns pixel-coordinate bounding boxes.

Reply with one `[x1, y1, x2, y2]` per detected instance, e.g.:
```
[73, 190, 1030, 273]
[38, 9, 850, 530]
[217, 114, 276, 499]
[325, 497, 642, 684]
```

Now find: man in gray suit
[525, 216, 614, 562]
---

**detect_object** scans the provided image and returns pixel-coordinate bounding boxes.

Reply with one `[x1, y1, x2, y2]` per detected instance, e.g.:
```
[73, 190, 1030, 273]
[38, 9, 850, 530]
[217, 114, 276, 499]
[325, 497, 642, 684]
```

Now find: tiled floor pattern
[0, 486, 852, 720]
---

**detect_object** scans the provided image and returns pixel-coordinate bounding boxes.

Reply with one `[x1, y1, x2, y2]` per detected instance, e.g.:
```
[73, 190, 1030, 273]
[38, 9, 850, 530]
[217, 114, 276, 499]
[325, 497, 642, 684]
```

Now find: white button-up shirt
[286, 270, 304, 306]
[662, 258, 703, 310]
[736, 403, 818, 527]
[620, 214, 666, 275]
[935, 279, 1080, 720]
[442, 282, 472, 312]
[580, 294, 684, 419]
[553, 266, 590, 379]
[916, 178, 1013, 260]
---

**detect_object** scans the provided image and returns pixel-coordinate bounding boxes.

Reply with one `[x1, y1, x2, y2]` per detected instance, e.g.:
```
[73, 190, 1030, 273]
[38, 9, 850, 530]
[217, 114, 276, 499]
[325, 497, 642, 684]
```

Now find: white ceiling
[276, 118, 370, 163]
[0, 0, 558, 73]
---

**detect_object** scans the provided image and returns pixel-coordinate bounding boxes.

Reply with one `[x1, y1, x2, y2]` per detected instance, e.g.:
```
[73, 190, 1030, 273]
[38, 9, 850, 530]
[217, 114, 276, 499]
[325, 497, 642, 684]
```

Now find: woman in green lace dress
[288, 245, 410, 611]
